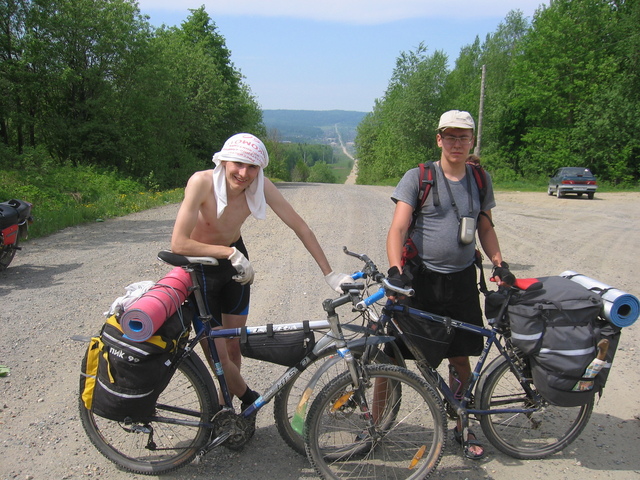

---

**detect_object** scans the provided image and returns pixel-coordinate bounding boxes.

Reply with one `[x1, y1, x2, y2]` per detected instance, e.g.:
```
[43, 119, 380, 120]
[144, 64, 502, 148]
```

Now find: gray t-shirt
[391, 163, 496, 274]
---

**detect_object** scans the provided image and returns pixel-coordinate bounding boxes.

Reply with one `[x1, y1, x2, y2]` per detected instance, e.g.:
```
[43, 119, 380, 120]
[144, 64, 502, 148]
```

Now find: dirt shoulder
[1, 187, 638, 480]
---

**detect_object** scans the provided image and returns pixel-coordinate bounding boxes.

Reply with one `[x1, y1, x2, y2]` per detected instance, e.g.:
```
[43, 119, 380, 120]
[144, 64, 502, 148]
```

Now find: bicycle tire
[305, 364, 446, 480]
[79, 356, 217, 475]
[273, 342, 400, 455]
[477, 355, 594, 459]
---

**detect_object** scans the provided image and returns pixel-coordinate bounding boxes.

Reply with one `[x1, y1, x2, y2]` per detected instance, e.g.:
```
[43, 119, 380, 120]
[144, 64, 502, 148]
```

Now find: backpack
[401, 161, 487, 266]
[80, 303, 192, 421]
[507, 276, 620, 407]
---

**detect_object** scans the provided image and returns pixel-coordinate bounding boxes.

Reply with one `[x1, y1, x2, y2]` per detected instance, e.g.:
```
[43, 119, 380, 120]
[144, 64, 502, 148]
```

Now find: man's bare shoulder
[182, 170, 215, 204]
[187, 169, 214, 186]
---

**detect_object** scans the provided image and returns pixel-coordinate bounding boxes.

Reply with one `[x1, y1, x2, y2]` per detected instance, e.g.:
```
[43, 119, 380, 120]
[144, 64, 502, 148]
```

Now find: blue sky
[138, 1, 548, 112]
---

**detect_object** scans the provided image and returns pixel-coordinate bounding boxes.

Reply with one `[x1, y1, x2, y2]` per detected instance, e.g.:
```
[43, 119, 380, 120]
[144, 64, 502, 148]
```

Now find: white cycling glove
[324, 271, 353, 293]
[228, 247, 255, 285]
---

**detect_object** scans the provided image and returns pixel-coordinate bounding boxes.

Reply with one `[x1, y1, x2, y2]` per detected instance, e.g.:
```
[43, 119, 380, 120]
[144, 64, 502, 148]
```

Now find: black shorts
[399, 263, 483, 358]
[192, 237, 251, 328]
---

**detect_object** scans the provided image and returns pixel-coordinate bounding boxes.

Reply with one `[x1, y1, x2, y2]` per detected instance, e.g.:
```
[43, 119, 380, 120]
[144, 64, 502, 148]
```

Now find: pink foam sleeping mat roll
[120, 267, 192, 341]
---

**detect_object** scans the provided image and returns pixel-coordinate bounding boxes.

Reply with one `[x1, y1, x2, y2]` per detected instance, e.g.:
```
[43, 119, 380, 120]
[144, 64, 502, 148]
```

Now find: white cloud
[138, 0, 547, 25]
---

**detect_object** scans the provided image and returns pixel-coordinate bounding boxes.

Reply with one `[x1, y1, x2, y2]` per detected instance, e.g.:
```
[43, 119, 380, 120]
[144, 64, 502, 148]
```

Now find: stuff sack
[389, 306, 455, 368]
[80, 304, 192, 421]
[508, 276, 605, 406]
[589, 319, 622, 393]
[240, 322, 315, 367]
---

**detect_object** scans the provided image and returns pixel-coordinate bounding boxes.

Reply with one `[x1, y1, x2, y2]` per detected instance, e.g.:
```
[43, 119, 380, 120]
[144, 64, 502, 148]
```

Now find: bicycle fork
[325, 310, 379, 438]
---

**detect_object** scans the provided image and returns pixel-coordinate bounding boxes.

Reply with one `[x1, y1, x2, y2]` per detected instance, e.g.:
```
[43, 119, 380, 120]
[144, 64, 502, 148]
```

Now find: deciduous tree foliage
[0, 1, 263, 189]
[356, 0, 639, 186]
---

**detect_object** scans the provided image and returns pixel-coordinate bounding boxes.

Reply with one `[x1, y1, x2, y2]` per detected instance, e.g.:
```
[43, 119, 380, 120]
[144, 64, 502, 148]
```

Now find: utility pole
[474, 64, 486, 156]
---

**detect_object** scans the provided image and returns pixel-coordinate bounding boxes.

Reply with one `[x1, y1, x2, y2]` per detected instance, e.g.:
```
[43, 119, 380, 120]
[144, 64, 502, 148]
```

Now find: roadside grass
[1, 163, 184, 239]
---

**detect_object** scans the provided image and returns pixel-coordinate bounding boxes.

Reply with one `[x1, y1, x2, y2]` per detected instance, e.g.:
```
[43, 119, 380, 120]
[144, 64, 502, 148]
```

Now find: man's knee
[226, 338, 242, 363]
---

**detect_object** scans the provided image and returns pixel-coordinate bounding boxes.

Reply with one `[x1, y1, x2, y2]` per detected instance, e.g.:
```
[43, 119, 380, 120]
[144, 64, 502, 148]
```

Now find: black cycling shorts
[192, 237, 251, 328]
[398, 262, 484, 358]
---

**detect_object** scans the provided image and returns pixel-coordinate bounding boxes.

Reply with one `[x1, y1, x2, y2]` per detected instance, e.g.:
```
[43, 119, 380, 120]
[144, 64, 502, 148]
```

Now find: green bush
[0, 159, 184, 239]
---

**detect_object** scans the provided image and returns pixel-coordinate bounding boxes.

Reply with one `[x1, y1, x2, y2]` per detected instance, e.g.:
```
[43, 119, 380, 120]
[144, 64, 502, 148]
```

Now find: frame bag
[390, 305, 455, 368]
[507, 276, 618, 407]
[80, 304, 192, 421]
[240, 322, 315, 367]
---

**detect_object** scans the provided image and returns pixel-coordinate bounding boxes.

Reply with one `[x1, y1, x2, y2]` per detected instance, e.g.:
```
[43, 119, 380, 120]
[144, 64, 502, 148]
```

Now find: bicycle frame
[379, 293, 543, 424]
[164, 252, 395, 428]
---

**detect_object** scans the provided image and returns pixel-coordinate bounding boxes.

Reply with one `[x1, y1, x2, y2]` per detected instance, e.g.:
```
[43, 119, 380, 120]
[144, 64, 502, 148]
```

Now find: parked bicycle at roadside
[303, 252, 601, 480]
[78, 247, 404, 474]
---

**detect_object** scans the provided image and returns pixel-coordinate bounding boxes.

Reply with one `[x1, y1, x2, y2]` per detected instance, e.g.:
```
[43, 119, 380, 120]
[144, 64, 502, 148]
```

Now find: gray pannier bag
[507, 276, 607, 407]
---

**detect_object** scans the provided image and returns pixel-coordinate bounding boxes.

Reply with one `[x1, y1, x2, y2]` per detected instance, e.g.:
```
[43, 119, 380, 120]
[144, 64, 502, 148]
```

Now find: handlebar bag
[508, 276, 608, 406]
[80, 304, 192, 421]
[240, 322, 315, 367]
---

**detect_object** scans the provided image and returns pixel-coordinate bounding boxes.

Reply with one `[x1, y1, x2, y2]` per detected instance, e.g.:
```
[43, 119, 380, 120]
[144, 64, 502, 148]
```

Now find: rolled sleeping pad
[560, 271, 639, 328]
[120, 267, 192, 341]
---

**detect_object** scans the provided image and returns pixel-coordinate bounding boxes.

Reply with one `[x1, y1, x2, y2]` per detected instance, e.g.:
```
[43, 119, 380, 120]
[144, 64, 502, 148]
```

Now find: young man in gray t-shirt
[386, 110, 514, 460]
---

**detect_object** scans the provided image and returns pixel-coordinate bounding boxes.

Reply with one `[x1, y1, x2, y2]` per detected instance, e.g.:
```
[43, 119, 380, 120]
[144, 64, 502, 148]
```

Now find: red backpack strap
[416, 161, 437, 211]
[466, 162, 487, 205]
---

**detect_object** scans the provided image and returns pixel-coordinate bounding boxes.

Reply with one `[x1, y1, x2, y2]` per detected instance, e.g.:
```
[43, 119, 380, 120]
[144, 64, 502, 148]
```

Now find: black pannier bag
[240, 322, 315, 367]
[507, 276, 612, 407]
[80, 304, 192, 421]
[389, 305, 455, 368]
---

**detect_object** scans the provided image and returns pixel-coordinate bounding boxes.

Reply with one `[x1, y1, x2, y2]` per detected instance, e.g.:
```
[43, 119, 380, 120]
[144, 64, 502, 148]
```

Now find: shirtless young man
[171, 133, 351, 412]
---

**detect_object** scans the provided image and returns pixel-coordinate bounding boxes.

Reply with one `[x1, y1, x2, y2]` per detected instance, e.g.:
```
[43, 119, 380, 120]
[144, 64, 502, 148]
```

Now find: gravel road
[1, 184, 639, 480]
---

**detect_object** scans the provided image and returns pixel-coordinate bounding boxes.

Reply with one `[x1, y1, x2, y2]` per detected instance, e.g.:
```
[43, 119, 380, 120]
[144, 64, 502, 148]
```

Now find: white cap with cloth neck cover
[438, 110, 475, 131]
[212, 133, 270, 220]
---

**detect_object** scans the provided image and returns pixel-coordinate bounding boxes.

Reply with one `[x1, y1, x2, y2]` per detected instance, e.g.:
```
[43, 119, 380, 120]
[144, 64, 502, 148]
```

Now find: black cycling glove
[491, 261, 516, 286]
[386, 266, 413, 296]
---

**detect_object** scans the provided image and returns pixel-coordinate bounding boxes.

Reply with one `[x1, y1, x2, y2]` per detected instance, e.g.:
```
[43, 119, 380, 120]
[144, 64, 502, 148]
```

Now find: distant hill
[262, 109, 368, 144]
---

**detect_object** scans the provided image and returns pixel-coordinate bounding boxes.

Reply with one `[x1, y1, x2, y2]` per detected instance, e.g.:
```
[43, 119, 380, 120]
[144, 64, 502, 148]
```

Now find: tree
[307, 161, 336, 183]
[506, 0, 626, 178]
[1, 2, 264, 188]
[355, 43, 448, 182]
[0, 0, 29, 152]
[22, 0, 147, 166]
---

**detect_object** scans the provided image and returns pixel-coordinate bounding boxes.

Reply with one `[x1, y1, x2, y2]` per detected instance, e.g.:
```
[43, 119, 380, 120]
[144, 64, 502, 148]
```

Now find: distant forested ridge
[356, 0, 640, 186]
[263, 110, 367, 144]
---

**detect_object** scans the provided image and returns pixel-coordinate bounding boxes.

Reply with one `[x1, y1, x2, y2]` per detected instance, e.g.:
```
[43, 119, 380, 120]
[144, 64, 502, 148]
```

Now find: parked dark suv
[548, 167, 597, 199]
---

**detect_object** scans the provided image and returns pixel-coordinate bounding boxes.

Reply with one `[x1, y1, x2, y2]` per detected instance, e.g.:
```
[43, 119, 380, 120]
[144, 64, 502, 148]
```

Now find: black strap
[267, 323, 274, 337]
[475, 250, 489, 295]
[437, 162, 474, 221]
[240, 326, 248, 343]
[478, 210, 494, 227]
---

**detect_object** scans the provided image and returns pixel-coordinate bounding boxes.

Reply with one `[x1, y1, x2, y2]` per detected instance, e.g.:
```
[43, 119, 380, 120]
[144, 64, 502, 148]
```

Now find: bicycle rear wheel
[79, 357, 216, 475]
[274, 343, 398, 455]
[305, 364, 446, 480]
[477, 356, 593, 459]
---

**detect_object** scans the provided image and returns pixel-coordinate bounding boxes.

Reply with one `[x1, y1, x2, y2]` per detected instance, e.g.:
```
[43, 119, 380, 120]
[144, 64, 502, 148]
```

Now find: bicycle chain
[211, 410, 255, 450]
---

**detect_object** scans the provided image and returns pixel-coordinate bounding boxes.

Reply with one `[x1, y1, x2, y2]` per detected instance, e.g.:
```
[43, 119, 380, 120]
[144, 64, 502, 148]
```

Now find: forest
[355, 0, 640, 186]
[2, 0, 639, 198]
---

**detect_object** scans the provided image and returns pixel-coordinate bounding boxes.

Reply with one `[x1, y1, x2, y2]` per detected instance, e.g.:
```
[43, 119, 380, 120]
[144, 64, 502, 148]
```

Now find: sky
[138, 1, 549, 113]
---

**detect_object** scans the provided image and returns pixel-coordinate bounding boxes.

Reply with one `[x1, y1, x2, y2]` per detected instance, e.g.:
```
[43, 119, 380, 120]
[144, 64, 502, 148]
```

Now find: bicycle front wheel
[478, 356, 594, 459]
[79, 357, 216, 475]
[274, 344, 398, 455]
[305, 364, 446, 480]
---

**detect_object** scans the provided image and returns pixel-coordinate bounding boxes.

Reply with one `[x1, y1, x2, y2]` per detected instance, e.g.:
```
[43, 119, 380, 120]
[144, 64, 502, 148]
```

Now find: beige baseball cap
[438, 110, 475, 130]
